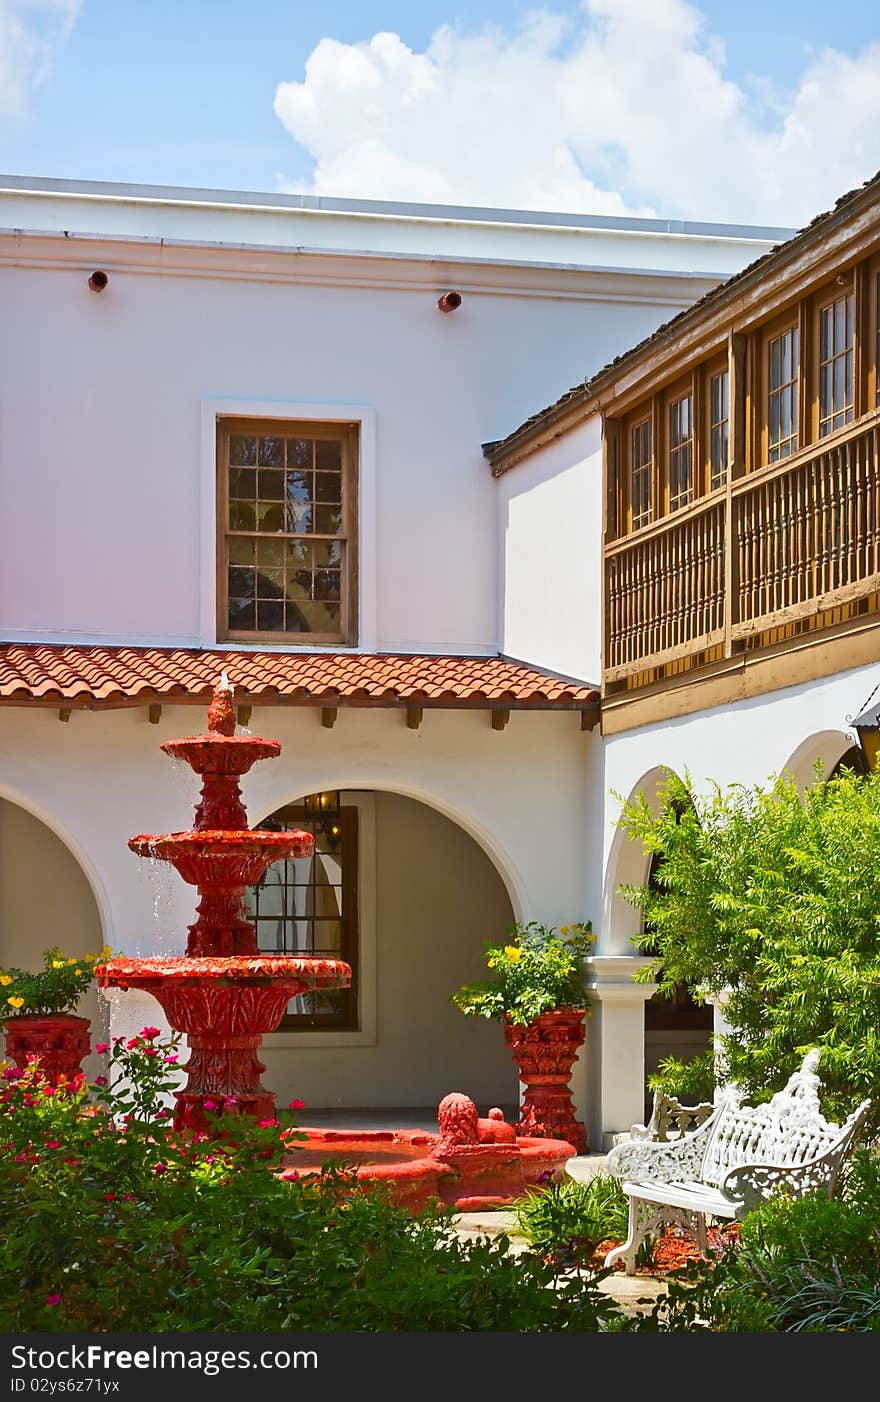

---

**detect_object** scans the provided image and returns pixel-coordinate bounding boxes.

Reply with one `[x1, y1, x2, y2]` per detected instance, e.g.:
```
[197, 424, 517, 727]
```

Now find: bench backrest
[700, 1051, 860, 1187]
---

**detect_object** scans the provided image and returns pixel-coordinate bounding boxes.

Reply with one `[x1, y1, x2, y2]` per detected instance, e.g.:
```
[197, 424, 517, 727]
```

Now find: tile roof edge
[485, 168, 880, 473]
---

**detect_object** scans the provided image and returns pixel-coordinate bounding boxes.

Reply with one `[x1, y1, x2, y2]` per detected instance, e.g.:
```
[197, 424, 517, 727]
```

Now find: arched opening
[781, 729, 861, 790]
[0, 796, 105, 1079]
[252, 788, 519, 1120]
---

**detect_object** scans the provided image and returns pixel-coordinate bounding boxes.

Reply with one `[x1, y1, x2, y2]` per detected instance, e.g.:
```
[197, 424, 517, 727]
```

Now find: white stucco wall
[498, 415, 602, 684]
[0, 703, 600, 1110]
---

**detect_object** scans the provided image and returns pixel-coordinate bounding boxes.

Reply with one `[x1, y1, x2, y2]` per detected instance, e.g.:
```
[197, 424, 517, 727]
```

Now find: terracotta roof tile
[0, 644, 598, 711]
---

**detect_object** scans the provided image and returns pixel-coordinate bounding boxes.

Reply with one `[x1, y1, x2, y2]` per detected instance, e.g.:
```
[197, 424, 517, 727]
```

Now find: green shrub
[648, 1049, 716, 1104]
[617, 765, 880, 1125]
[514, 1174, 630, 1261]
[642, 1147, 880, 1333]
[451, 920, 595, 1025]
[0, 1031, 619, 1332]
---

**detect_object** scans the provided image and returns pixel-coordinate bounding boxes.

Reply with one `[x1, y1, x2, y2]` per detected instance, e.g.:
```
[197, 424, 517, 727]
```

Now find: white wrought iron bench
[603, 1050, 871, 1275]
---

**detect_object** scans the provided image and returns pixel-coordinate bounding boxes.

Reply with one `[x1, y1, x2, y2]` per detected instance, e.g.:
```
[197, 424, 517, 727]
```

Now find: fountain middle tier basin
[279, 1127, 577, 1212]
[128, 829, 312, 886]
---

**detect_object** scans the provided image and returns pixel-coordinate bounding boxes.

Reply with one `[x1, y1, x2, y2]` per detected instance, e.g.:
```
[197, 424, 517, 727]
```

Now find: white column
[581, 955, 657, 1152]
[703, 987, 734, 1087]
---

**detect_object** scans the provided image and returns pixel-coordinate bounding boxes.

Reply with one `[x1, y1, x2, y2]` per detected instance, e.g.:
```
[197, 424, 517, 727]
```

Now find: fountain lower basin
[279, 1119, 577, 1212]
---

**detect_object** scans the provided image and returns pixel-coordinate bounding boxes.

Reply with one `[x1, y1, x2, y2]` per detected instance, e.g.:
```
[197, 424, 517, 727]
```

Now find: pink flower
[258, 1120, 276, 1129]
[153, 1162, 166, 1174]
[288, 1098, 306, 1110]
[164, 1054, 179, 1064]
[223, 1097, 237, 1108]
[44, 1294, 62, 1308]
[112, 1036, 124, 1044]
[202, 1099, 218, 1111]
[205, 1155, 216, 1164]
[95, 1043, 110, 1054]
[140, 1026, 161, 1040]
[14, 1153, 28, 1163]
[126, 1037, 140, 1050]
[94, 1075, 108, 1086]
[45, 1140, 61, 1149]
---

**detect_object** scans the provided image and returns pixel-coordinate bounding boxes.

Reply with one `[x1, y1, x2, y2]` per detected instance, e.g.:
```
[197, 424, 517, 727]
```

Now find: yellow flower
[504, 946, 521, 962]
[487, 959, 496, 968]
[67, 958, 77, 966]
[52, 960, 65, 969]
[0, 975, 12, 987]
[561, 926, 570, 935]
[6, 995, 24, 1009]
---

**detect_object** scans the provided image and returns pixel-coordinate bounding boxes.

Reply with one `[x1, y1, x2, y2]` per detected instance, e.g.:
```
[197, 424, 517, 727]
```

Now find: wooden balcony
[605, 409, 880, 686]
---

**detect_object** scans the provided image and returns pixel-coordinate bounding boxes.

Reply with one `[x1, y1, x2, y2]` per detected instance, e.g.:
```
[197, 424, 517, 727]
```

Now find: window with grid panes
[668, 393, 693, 511]
[246, 803, 358, 1029]
[709, 370, 729, 490]
[768, 326, 799, 463]
[630, 417, 653, 530]
[218, 419, 358, 644]
[818, 291, 855, 436]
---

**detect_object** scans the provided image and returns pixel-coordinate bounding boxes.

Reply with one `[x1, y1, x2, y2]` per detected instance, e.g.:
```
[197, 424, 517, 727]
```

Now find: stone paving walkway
[451, 1208, 667, 1313]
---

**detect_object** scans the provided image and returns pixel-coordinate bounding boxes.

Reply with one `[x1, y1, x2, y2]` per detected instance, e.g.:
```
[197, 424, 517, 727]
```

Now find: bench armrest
[605, 1108, 720, 1185]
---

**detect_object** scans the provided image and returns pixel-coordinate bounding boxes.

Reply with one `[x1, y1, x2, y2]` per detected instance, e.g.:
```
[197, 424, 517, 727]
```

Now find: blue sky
[1, 1, 879, 224]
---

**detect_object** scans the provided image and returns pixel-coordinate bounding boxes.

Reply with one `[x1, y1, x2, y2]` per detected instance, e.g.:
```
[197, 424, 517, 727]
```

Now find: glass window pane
[258, 469, 284, 501]
[286, 438, 312, 469]
[258, 436, 283, 466]
[228, 598, 255, 630]
[315, 472, 342, 503]
[229, 468, 255, 500]
[228, 536, 255, 565]
[315, 505, 343, 535]
[228, 566, 254, 599]
[256, 600, 284, 631]
[229, 435, 256, 467]
[257, 537, 284, 567]
[285, 471, 312, 503]
[229, 502, 255, 531]
[315, 440, 342, 470]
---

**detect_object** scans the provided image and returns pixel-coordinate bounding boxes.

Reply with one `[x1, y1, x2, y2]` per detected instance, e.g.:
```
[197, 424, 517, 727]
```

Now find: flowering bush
[0, 1025, 616, 1332]
[450, 921, 595, 1025]
[0, 945, 113, 1017]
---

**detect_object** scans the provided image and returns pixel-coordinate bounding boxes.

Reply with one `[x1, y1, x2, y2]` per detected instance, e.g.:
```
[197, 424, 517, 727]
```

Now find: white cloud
[273, 0, 880, 226]
[0, 0, 80, 121]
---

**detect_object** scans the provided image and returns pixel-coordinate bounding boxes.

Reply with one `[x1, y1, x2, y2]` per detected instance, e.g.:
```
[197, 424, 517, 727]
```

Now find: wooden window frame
[759, 310, 801, 468]
[625, 409, 655, 533]
[810, 276, 856, 441]
[253, 803, 359, 1031]
[868, 253, 880, 411]
[665, 379, 696, 514]
[217, 416, 359, 646]
[702, 355, 730, 495]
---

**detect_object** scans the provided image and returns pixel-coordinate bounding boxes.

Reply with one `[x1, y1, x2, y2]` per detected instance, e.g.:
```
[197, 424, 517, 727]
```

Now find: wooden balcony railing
[605, 411, 880, 685]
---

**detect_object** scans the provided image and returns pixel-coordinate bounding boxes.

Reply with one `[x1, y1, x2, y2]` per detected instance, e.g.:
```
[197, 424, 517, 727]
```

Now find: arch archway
[780, 729, 860, 790]
[252, 786, 520, 1114]
[0, 794, 106, 1079]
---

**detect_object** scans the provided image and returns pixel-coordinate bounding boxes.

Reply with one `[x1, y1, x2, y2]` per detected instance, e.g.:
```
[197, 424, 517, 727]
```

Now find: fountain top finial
[207, 674, 236, 736]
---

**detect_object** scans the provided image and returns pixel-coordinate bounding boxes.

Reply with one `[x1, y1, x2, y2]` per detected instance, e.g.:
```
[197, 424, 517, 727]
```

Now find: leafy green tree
[617, 764, 880, 1125]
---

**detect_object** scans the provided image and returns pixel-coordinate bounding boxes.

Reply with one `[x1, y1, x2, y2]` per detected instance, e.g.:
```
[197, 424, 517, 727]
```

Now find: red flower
[44, 1294, 62, 1308]
[126, 1037, 140, 1050]
[141, 1026, 161, 1040]
[95, 1043, 110, 1054]
[258, 1119, 276, 1129]
[94, 1075, 108, 1086]
[105, 1193, 116, 1201]
[153, 1162, 166, 1174]
[288, 1098, 306, 1110]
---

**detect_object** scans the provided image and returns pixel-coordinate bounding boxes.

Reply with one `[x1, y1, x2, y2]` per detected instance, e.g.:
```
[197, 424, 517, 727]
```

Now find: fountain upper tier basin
[128, 829, 312, 886]
[162, 733, 281, 776]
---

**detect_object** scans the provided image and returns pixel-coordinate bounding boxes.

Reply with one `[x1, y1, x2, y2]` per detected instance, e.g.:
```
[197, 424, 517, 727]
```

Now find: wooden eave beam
[148, 703, 162, 724]
[321, 707, 337, 728]
[405, 704, 423, 729]
[236, 704, 252, 726]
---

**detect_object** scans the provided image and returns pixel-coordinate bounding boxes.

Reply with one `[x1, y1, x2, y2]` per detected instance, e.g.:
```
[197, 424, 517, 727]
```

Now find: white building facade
[0, 173, 790, 1142]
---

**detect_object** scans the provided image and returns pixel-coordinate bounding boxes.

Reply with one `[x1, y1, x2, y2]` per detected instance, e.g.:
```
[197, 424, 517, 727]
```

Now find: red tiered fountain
[95, 676, 350, 1129]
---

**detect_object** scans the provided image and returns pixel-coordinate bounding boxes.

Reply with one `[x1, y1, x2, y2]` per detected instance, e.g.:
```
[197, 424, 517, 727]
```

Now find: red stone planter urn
[504, 1008, 587, 1155]
[2, 1012, 91, 1085]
